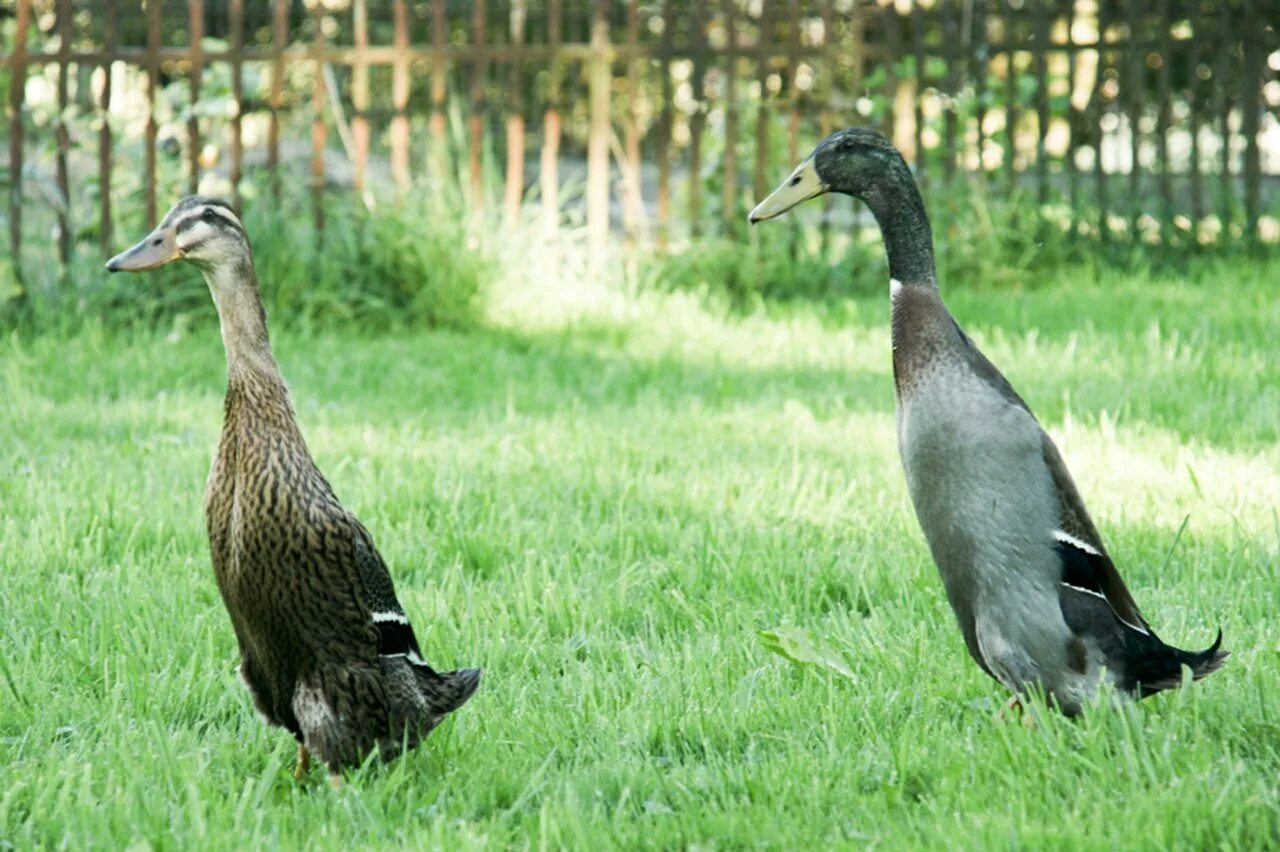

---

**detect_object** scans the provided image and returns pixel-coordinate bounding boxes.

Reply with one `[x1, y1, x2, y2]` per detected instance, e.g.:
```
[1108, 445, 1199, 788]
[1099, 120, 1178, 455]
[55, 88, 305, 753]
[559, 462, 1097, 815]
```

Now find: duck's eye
[202, 208, 216, 222]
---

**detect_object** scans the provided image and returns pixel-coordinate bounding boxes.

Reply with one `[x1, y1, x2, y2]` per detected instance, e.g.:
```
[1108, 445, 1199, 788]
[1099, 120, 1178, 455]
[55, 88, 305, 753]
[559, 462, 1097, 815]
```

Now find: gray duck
[107, 196, 480, 779]
[750, 129, 1226, 715]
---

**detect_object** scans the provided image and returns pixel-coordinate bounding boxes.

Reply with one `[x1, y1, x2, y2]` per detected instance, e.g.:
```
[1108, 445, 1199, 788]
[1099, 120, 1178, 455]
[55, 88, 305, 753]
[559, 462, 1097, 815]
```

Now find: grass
[1, 251, 1278, 849]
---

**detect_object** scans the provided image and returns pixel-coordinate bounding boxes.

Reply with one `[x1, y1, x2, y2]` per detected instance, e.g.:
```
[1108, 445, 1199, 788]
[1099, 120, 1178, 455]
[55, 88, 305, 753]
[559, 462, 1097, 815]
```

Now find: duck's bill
[748, 157, 828, 224]
[105, 227, 180, 272]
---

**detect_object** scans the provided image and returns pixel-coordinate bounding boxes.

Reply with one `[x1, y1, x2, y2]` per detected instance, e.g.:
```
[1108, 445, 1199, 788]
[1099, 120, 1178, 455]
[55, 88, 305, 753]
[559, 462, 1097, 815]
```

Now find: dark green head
[749, 128, 912, 222]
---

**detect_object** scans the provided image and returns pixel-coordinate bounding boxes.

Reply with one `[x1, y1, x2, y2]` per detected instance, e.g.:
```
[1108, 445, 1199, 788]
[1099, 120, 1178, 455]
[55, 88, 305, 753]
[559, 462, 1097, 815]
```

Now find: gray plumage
[752, 130, 1226, 714]
[107, 197, 479, 776]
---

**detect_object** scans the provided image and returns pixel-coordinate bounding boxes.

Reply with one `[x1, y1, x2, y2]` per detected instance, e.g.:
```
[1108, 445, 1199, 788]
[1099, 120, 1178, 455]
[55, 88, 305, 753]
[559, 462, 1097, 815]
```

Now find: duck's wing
[1040, 433, 1151, 636]
[346, 520, 430, 665]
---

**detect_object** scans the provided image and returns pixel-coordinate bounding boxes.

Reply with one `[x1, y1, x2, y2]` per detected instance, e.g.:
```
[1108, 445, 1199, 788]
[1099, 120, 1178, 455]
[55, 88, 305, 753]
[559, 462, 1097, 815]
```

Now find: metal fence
[2, 0, 1277, 275]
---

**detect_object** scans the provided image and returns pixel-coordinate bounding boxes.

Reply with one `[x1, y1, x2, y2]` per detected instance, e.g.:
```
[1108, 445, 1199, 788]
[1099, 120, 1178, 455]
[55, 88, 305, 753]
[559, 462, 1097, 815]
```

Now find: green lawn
[2, 257, 1278, 849]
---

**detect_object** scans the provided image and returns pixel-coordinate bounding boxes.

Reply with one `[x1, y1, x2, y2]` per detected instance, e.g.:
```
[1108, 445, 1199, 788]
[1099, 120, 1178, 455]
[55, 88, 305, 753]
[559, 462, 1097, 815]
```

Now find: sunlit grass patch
[1, 256, 1277, 848]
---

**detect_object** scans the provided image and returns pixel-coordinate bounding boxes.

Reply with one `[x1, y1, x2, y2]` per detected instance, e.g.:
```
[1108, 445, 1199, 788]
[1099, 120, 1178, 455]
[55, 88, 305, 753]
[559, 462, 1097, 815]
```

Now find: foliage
[1, 257, 1277, 847]
[6, 191, 492, 334]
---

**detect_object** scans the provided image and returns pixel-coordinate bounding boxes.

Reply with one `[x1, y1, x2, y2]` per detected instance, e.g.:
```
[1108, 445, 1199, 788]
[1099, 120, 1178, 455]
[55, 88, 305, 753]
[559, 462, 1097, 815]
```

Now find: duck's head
[749, 128, 907, 223]
[106, 196, 249, 274]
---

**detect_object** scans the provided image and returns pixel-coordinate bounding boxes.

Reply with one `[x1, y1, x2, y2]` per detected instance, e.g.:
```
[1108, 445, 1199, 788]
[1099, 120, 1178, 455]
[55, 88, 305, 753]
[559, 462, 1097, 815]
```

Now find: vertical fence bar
[722, 0, 739, 235]
[541, 0, 562, 231]
[971, 1, 987, 175]
[689, 1, 708, 236]
[1188, 0, 1204, 229]
[504, 0, 527, 223]
[785, 0, 801, 168]
[622, 0, 645, 241]
[1003, 1, 1017, 192]
[753, 0, 771, 200]
[469, 0, 487, 205]
[1156, 0, 1172, 243]
[1033, 0, 1048, 206]
[145, 0, 161, 226]
[942, 0, 959, 184]
[820, 0, 837, 137]
[657, 0, 674, 246]
[229, 0, 244, 210]
[1094, 0, 1109, 241]
[1215, 0, 1232, 236]
[311, 2, 326, 231]
[99, 0, 116, 257]
[351, 0, 369, 196]
[587, 0, 611, 260]
[55, 0, 72, 267]
[819, 0, 837, 250]
[911, 0, 924, 180]
[1066, 0, 1079, 238]
[884, 4, 900, 145]
[6, 0, 30, 278]
[1126, 16, 1142, 239]
[430, 0, 448, 148]
[188, 0, 204, 195]
[391, 0, 411, 191]
[269, 0, 287, 203]
[1240, 0, 1261, 243]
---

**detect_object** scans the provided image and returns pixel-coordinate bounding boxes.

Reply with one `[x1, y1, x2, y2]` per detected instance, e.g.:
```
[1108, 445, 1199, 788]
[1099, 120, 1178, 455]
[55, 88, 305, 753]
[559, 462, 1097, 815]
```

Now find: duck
[749, 129, 1227, 715]
[106, 196, 480, 780]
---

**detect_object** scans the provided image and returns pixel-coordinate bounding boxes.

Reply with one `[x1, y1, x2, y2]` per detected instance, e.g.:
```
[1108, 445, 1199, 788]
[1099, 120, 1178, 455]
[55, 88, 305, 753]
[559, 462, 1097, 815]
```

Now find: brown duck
[107, 196, 480, 781]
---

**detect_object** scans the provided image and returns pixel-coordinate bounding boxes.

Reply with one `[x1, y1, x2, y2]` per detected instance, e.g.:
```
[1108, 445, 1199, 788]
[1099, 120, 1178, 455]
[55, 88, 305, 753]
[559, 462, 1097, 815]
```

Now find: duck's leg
[328, 773, 344, 790]
[293, 744, 311, 780]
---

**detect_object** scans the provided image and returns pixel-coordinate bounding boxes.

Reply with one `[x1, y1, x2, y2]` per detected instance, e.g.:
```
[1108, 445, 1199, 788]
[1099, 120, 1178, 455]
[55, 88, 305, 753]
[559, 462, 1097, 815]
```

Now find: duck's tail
[416, 665, 482, 717]
[1134, 628, 1228, 698]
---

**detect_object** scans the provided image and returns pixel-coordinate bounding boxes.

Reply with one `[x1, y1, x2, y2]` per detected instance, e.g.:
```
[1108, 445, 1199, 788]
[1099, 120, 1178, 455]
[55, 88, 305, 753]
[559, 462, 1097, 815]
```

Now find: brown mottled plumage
[107, 197, 479, 778]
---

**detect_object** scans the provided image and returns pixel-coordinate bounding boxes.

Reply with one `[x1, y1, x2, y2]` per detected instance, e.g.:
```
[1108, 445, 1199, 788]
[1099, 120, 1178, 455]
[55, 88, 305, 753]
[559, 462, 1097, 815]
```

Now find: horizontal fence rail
[1, 0, 1277, 282]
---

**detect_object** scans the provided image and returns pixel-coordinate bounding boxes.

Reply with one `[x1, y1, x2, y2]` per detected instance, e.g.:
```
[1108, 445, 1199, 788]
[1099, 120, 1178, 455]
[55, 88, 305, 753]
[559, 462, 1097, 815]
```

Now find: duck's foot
[328, 773, 345, 791]
[995, 694, 1035, 728]
[293, 744, 311, 781]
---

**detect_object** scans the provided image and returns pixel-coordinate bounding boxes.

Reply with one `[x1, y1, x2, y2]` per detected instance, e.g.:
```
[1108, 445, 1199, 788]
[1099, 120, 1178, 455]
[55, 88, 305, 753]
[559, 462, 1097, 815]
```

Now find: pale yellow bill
[105, 226, 181, 272]
[748, 157, 828, 223]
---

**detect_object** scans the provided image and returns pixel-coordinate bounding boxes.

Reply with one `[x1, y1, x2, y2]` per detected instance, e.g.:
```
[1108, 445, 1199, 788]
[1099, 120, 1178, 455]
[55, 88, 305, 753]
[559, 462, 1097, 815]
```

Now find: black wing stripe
[375, 617, 423, 658]
[1053, 536, 1150, 636]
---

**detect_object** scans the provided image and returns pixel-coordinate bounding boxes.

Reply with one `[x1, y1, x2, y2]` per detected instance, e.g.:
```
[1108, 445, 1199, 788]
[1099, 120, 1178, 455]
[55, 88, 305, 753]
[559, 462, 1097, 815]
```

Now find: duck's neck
[860, 167, 937, 290]
[201, 257, 284, 387]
